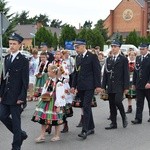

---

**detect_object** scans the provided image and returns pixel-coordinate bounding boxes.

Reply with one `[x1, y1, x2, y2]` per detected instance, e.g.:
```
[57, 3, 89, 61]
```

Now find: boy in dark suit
[0, 33, 29, 150]
[71, 40, 101, 139]
[102, 40, 129, 130]
[131, 43, 150, 124]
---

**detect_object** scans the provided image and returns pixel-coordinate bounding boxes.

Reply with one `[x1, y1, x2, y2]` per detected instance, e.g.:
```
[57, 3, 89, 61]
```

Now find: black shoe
[78, 131, 87, 139]
[87, 129, 95, 136]
[131, 119, 142, 124]
[21, 131, 28, 145]
[105, 124, 117, 130]
[148, 118, 150, 122]
[126, 106, 132, 114]
[46, 125, 52, 134]
[61, 126, 69, 133]
[122, 117, 128, 128]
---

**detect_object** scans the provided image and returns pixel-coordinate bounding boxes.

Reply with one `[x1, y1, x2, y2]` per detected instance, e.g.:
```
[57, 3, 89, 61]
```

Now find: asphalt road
[0, 96, 150, 150]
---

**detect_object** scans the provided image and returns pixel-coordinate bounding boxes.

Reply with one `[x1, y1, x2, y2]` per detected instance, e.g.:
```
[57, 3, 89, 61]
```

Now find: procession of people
[0, 32, 150, 149]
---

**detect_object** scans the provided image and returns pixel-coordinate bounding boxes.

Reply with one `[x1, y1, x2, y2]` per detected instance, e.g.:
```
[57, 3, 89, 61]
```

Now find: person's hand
[101, 89, 106, 93]
[145, 83, 150, 89]
[95, 87, 102, 94]
[56, 107, 60, 113]
[16, 100, 24, 105]
[132, 85, 136, 90]
[124, 89, 129, 95]
[70, 88, 75, 94]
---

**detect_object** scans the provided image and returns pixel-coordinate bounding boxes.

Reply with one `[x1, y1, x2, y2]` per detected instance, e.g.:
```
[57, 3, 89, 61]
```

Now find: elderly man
[102, 40, 129, 130]
[71, 39, 101, 139]
[131, 43, 150, 124]
[0, 33, 29, 150]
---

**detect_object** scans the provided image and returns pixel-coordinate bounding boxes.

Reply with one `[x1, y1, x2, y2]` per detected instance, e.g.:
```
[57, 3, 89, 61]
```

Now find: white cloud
[7, 0, 121, 28]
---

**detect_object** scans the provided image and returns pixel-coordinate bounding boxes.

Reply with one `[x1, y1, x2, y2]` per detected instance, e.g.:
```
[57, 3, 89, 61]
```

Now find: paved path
[0, 96, 150, 150]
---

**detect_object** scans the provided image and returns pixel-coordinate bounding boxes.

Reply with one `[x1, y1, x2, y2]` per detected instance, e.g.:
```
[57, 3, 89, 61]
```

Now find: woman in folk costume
[125, 50, 137, 113]
[34, 52, 49, 100]
[32, 64, 66, 142]
[28, 48, 40, 101]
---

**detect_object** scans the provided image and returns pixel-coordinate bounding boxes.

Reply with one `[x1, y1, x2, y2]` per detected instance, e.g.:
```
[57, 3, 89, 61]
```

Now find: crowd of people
[0, 32, 150, 150]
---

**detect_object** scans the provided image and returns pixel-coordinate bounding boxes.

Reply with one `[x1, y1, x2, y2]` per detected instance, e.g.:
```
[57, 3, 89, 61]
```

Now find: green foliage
[94, 19, 108, 42]
[91, 28, 105, 50]
[50, 19, 62, 28]
[125, 30, 140, 47]
[0, 0, 16, 47]
[59, 25, 76, 48]
[82, 20, 93, 29]
[13, 11, 35, 25]
[35, 14, 50, 26]
[35, 27, 53, 47]
[52, 32, 58, 50]
[77, 28, 105, 49]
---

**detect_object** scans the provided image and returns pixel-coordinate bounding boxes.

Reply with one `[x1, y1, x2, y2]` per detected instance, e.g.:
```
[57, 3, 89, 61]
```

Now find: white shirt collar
[82, 50, 87, 58]
[10, 51, 20, 62]
[143, 52, 149, 58]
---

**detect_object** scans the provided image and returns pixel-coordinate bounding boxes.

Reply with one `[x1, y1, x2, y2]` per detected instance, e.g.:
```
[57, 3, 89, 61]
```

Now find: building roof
[136, 0, 145, 7]
[14, 24, 36, 39]
[13, 24, 61, 39]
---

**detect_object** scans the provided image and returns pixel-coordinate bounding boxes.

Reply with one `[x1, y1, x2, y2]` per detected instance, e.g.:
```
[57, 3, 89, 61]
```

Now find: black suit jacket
[0, 52, 29, 105]
[102, 54, 129, 93]
[133, 53, 150, 89]
[47, 52, 54, 63]
[72, 51, 101, 90]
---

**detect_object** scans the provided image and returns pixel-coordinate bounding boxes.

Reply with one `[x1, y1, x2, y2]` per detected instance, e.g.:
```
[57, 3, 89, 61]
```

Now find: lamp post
[30, 33, 35, 48]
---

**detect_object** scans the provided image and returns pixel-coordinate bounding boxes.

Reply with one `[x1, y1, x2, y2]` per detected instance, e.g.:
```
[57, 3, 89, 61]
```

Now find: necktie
[113, 56, 116, 63]
[9, 55, 13, 63]
[141, 56, 144, 62]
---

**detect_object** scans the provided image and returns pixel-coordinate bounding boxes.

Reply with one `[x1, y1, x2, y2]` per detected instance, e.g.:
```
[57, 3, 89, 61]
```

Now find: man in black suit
[102, 40, 129, 130]
[131, 43, 150, 124]
[0, 33, 29, 150]
[71, 40, 101, 139]
[40, 42, 54, 63]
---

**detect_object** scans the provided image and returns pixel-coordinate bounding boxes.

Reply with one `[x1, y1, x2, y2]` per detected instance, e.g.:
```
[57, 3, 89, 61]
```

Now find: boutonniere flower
[86, 55, 88, 57]
[16, 56, 19, 59]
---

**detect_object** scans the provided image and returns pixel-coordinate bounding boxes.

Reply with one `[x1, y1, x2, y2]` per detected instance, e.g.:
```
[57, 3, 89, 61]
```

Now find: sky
[7, 0, 121, 28]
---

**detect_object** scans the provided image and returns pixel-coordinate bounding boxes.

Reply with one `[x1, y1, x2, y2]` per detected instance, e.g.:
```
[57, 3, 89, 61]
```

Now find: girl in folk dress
[56, 66, 74, 133]
[126, 50, 137, 113]
[32, 65, 66, 142]
[34, 52, 49, 99]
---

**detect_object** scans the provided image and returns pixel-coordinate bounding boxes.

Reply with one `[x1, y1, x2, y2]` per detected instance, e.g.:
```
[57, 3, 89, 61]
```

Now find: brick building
[104, 0, 150, 39]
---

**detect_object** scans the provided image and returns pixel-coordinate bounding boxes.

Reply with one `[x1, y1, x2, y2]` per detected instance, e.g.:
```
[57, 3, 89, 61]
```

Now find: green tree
[59, 25, 76, 48]
[35, 27, 53, 47]
[50, 19, 62, 28]
[35, 14, 50, 26]
[94, 19, 108, 42]
[13, 11, 35, 25]
[83, 20, 93, 29]
[125, 30, 140, 47]
[91, 28, 105, 50]
[52, 32, 58, 50]
[0, 0, 16, 47]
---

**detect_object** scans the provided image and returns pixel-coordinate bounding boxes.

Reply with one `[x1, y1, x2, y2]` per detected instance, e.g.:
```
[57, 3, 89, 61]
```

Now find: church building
[104, 0, 150, 38]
